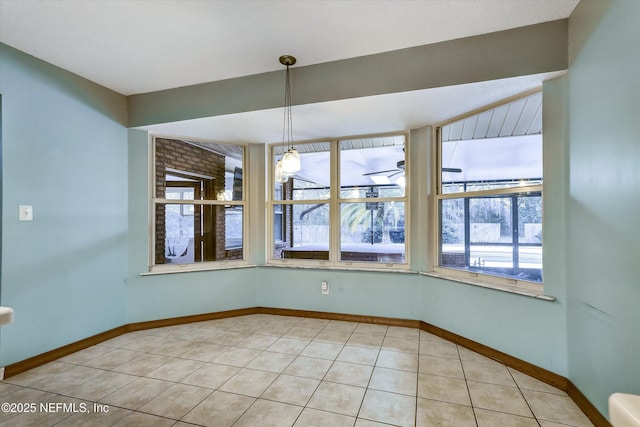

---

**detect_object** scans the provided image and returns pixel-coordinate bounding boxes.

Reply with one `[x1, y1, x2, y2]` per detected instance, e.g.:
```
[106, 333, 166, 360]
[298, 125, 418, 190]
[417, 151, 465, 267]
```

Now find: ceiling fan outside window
[363, 158, 461, 185]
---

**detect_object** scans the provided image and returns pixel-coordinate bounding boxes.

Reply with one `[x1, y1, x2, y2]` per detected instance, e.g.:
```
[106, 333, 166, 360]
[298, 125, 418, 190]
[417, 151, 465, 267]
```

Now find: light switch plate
[19, 205, 33, 221]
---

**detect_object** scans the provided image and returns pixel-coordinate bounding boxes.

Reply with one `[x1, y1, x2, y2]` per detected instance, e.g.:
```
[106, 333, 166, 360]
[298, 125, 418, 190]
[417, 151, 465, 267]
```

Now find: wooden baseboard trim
[567, 380, 611, 427]
[3, 307, 257, 379]
[3, 325, 128, 378]
[255, 307, 421, 329]
[419, 321, 610, 426]
[2, 307, 609, 426]
[419, 320, 569, 389]
[126, 307, 258, 332]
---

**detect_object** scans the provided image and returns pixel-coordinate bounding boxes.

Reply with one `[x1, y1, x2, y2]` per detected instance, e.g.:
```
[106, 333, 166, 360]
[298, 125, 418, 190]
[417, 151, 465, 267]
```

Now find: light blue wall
[417, 275, 567, 373]
[126, 268, 258, 323]
[125, 129, 257, 323]
[0, 44, 128, 365]
[257, 268, 422, 320]
[566, 0, 640, 417]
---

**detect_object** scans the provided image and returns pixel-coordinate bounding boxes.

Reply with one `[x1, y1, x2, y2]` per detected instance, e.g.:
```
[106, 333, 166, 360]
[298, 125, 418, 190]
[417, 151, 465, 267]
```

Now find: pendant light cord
[282, 63, 294, 151]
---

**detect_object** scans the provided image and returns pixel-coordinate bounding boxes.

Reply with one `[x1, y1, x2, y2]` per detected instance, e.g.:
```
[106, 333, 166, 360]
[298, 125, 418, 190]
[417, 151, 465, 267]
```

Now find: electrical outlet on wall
[321, 281, 329, 295]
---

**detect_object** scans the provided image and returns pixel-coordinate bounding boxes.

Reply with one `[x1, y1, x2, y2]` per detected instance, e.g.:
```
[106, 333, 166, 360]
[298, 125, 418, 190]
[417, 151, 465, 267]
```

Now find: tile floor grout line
[352, 327, 388, 426]
[415, 342, 420, 427]
[457, 343, 480, 427]
[507, 366, 544, 427]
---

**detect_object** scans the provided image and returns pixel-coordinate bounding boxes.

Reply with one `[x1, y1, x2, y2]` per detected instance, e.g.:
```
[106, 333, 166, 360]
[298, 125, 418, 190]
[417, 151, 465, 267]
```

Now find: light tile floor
[0, 314, 594, 426]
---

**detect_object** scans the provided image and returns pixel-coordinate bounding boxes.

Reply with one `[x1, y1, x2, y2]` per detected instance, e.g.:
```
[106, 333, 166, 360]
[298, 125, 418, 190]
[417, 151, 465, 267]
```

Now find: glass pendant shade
[289, 148, 301, 171]
[281, 149, 301, 176]
[275, 159, 288, 183]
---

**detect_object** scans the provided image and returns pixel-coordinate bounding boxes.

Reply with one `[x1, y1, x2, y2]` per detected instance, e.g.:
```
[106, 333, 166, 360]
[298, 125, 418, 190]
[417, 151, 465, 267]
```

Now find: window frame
[431, 94, 544, 295]
[148, 135, 249, 273]
[267, 133, 410, 270]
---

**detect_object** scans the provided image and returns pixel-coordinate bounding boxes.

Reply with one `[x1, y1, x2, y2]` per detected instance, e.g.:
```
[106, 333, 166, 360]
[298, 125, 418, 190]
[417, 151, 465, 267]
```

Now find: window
[151, 138, 246, 271]
[435, 93, 543, 288]
[270, 134, 408, 268]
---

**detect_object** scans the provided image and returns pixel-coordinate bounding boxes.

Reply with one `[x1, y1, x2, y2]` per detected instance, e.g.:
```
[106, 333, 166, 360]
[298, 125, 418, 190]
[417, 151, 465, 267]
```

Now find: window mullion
[154, 198, 244, 206]
[438, 184, 543, 200]
[464, 197, 471, 267]
[512, 194, 520, 274]
[330, 139, 340, 263]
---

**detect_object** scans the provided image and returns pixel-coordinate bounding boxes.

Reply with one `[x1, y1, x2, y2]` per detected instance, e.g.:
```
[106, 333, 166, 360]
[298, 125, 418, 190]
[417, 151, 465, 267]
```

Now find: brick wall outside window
[155, 138, 227, 264]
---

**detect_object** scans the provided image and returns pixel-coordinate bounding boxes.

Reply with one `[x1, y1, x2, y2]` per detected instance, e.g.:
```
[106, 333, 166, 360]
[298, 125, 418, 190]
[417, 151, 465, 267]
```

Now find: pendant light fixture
[275, 55, 301, 183]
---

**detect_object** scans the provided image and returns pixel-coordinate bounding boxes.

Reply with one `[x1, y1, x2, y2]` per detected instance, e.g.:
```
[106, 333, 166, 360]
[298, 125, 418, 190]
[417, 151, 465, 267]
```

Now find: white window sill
[141, 263, 257, 276]
[420, 270, 556, 301]
[262, 263, 417, 274]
